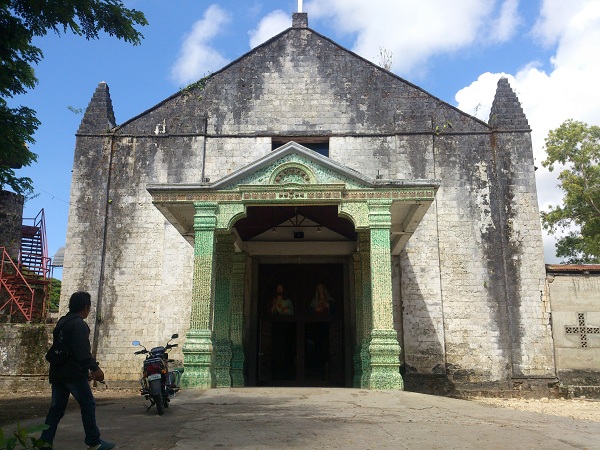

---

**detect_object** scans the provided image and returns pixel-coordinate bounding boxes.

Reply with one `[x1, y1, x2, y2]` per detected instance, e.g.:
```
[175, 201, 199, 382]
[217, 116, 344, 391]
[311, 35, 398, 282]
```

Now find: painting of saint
[309, 282, 335, 316]
[271, 284, 294, 315]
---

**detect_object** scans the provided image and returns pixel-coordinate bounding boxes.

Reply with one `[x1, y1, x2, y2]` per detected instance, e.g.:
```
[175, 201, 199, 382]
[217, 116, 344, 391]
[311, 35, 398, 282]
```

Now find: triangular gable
[211, 142, 374, 191]
[118, 18, 489, 135]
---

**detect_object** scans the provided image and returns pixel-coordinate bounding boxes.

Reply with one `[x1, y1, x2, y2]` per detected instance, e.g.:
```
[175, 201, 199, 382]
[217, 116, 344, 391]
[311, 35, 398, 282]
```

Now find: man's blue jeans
[40, 377, 100, 447]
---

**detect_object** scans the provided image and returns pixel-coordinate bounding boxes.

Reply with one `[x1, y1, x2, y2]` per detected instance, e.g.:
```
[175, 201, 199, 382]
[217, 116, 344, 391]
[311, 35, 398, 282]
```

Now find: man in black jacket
[40, 291, 115, 450]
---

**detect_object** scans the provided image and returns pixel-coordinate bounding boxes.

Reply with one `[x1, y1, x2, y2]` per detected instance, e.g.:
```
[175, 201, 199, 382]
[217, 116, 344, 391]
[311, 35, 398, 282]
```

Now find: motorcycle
[132, 333, 181, 415]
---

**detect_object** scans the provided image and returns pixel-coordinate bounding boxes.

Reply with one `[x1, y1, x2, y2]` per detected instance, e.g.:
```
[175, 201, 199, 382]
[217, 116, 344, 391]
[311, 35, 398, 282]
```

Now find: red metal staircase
[0, 209, 51, 322]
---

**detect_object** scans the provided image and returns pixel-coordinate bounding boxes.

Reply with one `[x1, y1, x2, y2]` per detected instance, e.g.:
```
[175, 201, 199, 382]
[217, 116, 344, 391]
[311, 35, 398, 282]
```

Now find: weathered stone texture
[0, 324, 50, 380]
[0, 191, 24, 259]
[61, 20, 553, 389]
[400, 205, 445, 374]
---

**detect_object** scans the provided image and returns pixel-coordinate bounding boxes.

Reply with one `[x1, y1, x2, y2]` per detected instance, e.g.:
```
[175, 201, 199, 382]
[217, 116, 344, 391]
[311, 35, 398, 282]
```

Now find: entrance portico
[147, 142, 438, 390]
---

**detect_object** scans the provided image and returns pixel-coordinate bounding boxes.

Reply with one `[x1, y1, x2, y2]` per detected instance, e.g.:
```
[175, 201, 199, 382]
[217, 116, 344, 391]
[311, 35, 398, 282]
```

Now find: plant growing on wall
[541, 119, 600, 263]
[0, 1, 148, 194]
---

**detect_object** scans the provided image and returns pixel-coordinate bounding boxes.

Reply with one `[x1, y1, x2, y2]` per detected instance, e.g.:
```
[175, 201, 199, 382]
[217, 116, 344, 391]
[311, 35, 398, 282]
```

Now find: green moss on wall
[17, 324, 51, 374]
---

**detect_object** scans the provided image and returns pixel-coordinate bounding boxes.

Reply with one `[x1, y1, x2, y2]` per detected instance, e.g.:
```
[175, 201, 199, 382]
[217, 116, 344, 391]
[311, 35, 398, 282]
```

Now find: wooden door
[257, 264, 345, 386]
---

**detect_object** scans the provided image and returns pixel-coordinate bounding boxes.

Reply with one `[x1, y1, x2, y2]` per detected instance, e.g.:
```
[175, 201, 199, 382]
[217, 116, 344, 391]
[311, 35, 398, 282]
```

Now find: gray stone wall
[0, 324, 51, 389]
[0, 190, 24, 259]
[61, 20, 553, 387]
[62, 132, 195, 380]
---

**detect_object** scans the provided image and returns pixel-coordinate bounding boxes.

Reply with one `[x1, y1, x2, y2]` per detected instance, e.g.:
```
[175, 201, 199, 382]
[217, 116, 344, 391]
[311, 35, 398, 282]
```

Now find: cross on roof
[298, 0, 303, 13]
[565, 312, 600, 348]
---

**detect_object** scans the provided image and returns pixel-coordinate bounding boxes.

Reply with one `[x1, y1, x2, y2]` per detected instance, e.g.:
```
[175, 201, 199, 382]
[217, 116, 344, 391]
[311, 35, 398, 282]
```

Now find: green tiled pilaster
[230, 252, 246, 387]
[365, 200, 403, 390]
[352, 232, 373, 388]
[182, 202, 218, 388]
[359, 232, 373, 389]
[213, 232, 234, 387]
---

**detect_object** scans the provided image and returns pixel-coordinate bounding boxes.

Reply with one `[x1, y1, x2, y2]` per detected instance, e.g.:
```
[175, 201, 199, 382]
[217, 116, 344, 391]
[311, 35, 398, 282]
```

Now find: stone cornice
[148, 185, 436, 204]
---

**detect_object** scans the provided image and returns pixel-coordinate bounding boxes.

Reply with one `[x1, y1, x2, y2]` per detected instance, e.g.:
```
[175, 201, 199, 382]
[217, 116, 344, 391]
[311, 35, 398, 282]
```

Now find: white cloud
[304, 0, 519, 75]
[490, 0, 521, 42]
[170, 5, 231, 86]
[455, 0, 600, 262]
[249, 10, 290, 48]
[532, 0, 587, 46]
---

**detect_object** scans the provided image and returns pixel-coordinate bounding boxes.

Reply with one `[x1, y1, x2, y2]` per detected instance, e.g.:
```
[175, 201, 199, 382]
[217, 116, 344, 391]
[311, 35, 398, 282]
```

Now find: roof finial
[298, 0, 303, 13]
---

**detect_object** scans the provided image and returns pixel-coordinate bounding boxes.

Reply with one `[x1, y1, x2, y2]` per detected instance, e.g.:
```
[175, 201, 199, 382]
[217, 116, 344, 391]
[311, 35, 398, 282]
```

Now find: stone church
[60, 13, 556, 393]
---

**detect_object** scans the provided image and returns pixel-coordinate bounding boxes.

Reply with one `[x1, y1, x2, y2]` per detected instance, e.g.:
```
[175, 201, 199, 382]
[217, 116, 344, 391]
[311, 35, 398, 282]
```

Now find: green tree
[0, 0, 148, 194]
[541, 119, 600, 263]
[49, 277, 61, 310]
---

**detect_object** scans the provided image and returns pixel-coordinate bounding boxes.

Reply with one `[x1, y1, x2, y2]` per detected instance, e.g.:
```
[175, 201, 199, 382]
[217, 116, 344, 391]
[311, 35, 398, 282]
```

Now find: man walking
[40, 291, 115, 450]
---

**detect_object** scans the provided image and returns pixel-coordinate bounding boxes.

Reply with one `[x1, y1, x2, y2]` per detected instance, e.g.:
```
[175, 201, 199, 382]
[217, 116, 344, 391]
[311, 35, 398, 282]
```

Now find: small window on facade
[272, 137, 329, 157]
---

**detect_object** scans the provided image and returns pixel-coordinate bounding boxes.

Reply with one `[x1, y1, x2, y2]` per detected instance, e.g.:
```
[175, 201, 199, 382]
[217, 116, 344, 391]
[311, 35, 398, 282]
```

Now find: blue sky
[12, 0, 600, 274]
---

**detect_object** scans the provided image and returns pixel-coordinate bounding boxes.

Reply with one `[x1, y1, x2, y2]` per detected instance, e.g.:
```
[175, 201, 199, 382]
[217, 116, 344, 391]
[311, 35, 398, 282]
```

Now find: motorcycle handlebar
[134, 349, 147, 355]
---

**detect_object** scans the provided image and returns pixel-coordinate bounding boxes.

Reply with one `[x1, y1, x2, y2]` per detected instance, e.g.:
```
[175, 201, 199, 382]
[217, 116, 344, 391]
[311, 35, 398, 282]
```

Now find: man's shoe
[88, 440, 116, 450]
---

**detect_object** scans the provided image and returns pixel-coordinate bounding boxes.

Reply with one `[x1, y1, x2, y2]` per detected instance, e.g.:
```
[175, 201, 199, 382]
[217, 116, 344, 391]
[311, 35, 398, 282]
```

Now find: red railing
[0, 246, 35, 321]
[20, 209, 51, 280]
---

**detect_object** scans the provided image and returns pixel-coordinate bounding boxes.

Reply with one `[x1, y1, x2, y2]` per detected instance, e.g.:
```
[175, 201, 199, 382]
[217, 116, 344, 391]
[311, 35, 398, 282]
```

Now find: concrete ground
[15, 388, 600, 449]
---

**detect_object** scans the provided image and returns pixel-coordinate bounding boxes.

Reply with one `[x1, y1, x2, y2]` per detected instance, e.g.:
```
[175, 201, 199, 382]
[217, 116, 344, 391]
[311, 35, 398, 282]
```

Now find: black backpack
[45, 315, 78, 366]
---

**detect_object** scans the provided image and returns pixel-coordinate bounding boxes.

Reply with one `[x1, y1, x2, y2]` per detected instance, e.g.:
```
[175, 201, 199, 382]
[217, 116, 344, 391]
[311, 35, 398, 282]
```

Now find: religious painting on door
[257, 264, 345, 386]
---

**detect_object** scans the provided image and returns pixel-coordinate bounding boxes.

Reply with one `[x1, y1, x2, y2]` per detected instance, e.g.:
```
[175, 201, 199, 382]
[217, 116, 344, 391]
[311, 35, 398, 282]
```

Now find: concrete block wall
[547, 273, 600, 386]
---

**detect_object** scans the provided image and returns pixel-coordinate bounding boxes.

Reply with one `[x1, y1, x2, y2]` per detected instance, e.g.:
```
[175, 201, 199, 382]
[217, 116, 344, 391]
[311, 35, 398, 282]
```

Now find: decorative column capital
[367, 199, 392, 229]
[194, 201, 218, 231]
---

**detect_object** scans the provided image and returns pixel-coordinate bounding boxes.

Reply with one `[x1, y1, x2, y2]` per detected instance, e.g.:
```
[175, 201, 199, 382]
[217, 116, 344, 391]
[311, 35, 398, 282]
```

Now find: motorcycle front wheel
[154, 394, 164, 415]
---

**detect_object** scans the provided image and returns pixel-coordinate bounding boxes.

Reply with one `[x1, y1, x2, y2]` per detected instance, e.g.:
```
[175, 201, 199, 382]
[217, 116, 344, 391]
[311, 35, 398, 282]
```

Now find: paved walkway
[21, 388, 600, 449]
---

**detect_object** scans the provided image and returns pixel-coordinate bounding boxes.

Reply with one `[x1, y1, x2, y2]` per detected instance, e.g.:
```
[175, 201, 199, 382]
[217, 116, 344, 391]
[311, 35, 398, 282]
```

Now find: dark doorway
[257, 264, 345, 386]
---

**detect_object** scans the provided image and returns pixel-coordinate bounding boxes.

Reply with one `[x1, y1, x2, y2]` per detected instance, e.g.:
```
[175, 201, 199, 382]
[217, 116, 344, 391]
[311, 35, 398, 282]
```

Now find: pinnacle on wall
[488, 77, 529, 130]
[78, 82, 117, 134]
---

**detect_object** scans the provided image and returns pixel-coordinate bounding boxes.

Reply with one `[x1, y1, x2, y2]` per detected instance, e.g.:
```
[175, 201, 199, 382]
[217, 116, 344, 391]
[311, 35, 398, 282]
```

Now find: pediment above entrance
[211, 141, 373, 190]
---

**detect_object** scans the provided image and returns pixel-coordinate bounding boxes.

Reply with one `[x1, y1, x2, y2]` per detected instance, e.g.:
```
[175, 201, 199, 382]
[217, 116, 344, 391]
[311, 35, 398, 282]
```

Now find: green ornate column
[181, 202, 218, 388]
[359, 232, 373, 388]
[365, 199, 403, 390]
[230, 252, 246, 387]
[213, 232, 234, 387]
[352, 232, 372, 388]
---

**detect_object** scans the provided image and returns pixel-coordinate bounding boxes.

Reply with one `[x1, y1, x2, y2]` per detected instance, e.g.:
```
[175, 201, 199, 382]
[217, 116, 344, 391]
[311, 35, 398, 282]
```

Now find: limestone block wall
[0, 324, 51, 389]
[60, 135, 113, 329]
[0, 191, 24, 259]
[61, 20, 553, 387]
[399, 205, 445, 375]
[203, 138, 271, 180]
[62, 133, 204, 380]
[432, 133, 512, 383]
[492, 131, 554, 378]
[547, 273, 600, 385]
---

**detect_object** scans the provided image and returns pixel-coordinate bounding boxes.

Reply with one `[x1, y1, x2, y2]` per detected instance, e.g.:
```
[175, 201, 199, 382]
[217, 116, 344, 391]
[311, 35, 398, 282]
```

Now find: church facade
[60, 13, 556, 392]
